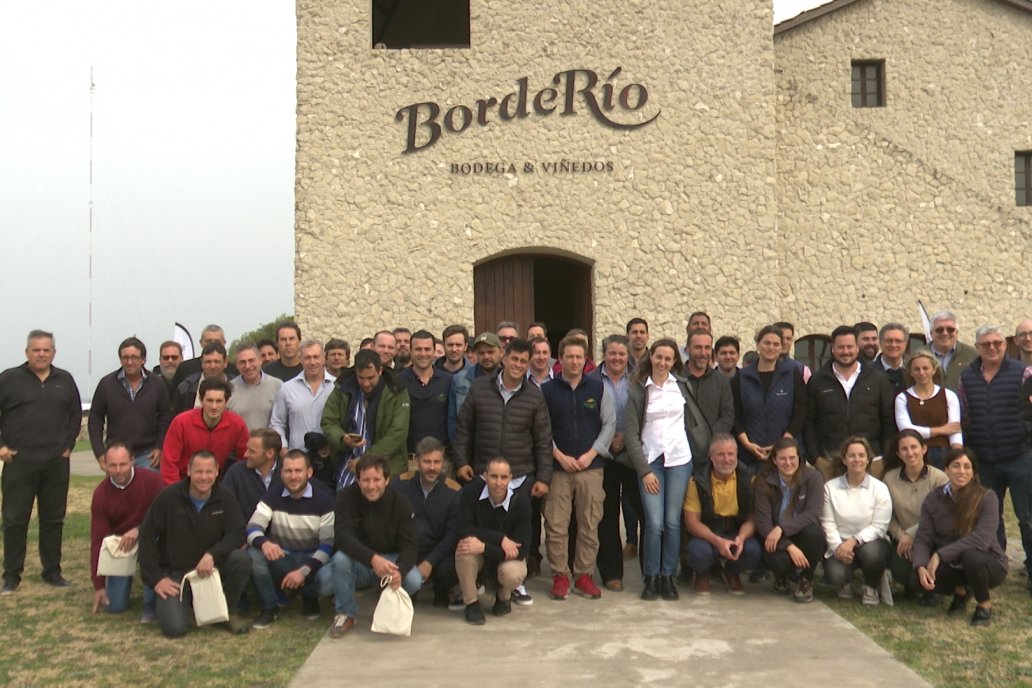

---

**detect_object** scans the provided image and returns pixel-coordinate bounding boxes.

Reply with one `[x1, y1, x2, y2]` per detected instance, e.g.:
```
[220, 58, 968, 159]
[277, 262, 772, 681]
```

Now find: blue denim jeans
[638, 459, 692, 577]
[248, 548, 338, 611]
[978, 452, 1032, 571]
[330, 551, 423, 618]
[686, 535, 762, 575]
[104, 575, 155, 615]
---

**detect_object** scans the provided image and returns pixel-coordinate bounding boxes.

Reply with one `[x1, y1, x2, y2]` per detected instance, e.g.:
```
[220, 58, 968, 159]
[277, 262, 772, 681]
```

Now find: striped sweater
[247, 481, 335, 575]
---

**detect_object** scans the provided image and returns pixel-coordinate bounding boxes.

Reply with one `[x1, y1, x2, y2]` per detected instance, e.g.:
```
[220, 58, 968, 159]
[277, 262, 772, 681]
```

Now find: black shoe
[0, 580, 18, 595]
[640, 576, 659, 601]
[492, 596, 512, 617]
[252, 608, 279, 630]
[464, 601, 486, 625]
[42, 574, 71, 588]
[917, 592, 938, 608]
[660, 575, 679, 601]
[302, 596, 321, 620]
[947, 592, 972, 616]
[970, 606, 992, 627]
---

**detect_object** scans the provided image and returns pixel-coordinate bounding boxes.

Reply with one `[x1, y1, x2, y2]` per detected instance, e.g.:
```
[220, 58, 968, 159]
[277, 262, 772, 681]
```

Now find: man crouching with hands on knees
[138, 450, 252, 637]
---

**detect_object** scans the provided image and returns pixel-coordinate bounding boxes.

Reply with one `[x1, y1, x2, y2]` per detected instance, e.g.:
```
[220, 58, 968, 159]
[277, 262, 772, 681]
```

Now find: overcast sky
[0, 0, 826, 399]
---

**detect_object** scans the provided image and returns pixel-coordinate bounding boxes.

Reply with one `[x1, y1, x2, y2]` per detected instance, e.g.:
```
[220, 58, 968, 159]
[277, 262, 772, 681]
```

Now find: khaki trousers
[456, 553, 527, 605]
[543, 468, 604, 577]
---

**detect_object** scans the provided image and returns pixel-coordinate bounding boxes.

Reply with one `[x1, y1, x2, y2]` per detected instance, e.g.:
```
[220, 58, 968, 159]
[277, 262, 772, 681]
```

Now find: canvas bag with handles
[370, 575, 413, 636]
[180, 568, 229, 626]
[98, 535, 138, 577]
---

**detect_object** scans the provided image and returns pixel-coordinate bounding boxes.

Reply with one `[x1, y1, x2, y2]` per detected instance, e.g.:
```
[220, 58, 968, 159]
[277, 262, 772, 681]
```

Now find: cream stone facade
[775, 0, 1032, 334]
[295, 0, 1030, 351]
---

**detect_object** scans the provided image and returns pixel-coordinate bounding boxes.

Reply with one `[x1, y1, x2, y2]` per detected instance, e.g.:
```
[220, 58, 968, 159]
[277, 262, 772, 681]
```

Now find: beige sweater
[883, 465, 948, 540]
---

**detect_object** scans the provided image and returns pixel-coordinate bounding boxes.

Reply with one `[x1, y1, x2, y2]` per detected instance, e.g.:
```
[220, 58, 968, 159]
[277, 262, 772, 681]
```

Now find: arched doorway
[473, 252, 594, 353]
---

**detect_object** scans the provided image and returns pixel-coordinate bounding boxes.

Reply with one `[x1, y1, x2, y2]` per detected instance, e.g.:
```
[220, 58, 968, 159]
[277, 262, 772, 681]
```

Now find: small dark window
[851, 60, 885, 108]
[1017, 151, 1032, 207]
[373, 0, 470, 49]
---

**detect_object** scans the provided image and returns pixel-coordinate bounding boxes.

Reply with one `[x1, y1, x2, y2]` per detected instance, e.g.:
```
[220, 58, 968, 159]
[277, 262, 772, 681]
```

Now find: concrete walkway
[289, 572, 930, 688]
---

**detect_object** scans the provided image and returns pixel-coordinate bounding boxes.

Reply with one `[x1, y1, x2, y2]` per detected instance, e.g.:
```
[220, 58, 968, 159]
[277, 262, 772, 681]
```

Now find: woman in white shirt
[821, 436, 892, 606]
[894, 351, 962, 470]
[624, 338, 699, 602]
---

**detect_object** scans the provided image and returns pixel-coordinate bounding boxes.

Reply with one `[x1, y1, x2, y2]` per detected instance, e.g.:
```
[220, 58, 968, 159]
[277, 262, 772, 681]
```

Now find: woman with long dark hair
[732, 325, 806, 473]
[624, 338, 706, 601]
[752, 437, 825, 603]
[913, 447, 1007, 626]
[882, 429, 948, 594]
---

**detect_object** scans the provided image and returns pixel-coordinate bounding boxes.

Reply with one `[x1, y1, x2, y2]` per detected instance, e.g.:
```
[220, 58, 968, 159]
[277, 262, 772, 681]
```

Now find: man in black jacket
[88, 336, 172, 468]
[391, 436, 461, 608]
[330, 454, 421, 638]
[455, 457, 531, 625]
[138, 450, 251, 637]
[0, 330, 82, 594]
[805, 325, 895, 481]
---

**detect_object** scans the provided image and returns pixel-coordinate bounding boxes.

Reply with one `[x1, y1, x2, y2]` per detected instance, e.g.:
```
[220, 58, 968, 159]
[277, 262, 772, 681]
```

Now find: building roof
[774, 0, 1032, 34]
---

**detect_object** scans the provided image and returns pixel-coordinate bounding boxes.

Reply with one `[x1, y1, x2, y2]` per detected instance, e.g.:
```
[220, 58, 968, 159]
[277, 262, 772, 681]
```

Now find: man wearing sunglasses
[924, 310, 977, 391]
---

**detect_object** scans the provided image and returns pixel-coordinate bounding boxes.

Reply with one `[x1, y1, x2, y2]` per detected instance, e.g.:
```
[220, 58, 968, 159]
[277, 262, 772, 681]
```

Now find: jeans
[638, 459, 692, 577]
[105, 575, 156, 615]
[978, 453, 1032, 571]
[330, 551, 423, 618]
[133, 450, 158, 471]
[687, 536, 762, 574]
[248, 548, 338, 611]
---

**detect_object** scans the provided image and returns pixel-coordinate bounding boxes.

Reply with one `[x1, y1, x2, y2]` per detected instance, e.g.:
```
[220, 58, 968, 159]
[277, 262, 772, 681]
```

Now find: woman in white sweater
[821, 436, 892, 605]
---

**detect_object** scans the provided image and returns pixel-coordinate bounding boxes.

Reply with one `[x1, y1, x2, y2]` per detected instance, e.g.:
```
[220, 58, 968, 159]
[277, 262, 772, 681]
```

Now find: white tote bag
[371, 576, 413, 636]
[180, 569, 230, 626]
[97, 535, 138, 577]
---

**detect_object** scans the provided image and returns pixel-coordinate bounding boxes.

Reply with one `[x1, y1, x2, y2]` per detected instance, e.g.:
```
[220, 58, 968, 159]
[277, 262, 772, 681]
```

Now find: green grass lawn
[826, 500, 1032, 688]
[0, 476, 325, 688]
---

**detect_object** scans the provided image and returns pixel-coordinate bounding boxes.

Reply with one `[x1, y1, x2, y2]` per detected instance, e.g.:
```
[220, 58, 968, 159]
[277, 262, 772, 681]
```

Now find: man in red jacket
[161, 379, 248, 484]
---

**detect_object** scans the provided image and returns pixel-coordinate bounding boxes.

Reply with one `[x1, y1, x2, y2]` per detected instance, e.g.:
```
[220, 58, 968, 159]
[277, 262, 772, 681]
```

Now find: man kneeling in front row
[330, 453, 422, 638]
[456, 456, 531, 625]
[138, 450, 252, 637]
[246, 449, 337, 628]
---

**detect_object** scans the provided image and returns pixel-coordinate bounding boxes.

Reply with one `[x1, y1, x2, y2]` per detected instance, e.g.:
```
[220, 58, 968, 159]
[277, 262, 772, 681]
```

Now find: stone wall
[295, 0, 777, 347]
[775, 0, 1032, 337]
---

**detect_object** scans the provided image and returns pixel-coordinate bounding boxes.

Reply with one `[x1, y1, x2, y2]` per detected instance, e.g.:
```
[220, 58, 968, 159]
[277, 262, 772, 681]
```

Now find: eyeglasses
[499, 336, 514, 343]
[977, 341, 1005, 349]
[160, 355, 180, 361]
[1017, 331, 1032, 339]
[933, 327, 957, 335]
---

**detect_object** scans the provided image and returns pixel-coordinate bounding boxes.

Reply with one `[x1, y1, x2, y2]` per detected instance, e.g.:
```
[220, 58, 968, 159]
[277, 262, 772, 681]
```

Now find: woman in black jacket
[913, 447, 1008, 626]
[753, 437, 824, 603]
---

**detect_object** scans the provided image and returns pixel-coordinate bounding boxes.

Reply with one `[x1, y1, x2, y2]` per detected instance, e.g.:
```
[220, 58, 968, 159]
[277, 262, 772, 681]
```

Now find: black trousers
[155, 549, 252, 638]
[2, 454, 69, 583]
[598, 461, 643, 583]
[763, 523, 825, 582]
[913, 549, 1008, 604]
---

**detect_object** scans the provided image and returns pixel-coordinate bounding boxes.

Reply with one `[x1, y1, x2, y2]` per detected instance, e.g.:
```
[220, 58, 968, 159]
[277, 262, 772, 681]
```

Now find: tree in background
[229, 314, 292, 358]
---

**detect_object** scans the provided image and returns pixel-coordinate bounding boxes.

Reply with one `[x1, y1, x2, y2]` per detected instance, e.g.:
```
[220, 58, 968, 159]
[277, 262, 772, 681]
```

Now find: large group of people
[1, 310, 1031, 638]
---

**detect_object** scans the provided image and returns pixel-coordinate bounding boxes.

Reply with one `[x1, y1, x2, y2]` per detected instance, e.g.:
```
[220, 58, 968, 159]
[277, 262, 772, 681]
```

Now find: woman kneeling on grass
[912, 447, 1007, 627]
[820, 436, 892, 606]
[753, 437, 825, 603]
[882, 430, 948, 597]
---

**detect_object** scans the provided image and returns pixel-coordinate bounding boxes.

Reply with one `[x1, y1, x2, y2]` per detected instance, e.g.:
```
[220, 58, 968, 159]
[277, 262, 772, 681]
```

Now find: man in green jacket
[321, 349, 411, 484]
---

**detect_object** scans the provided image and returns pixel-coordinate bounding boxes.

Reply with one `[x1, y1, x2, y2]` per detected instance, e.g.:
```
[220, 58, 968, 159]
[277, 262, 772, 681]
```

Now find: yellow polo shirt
[683, 472, 739, 516]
